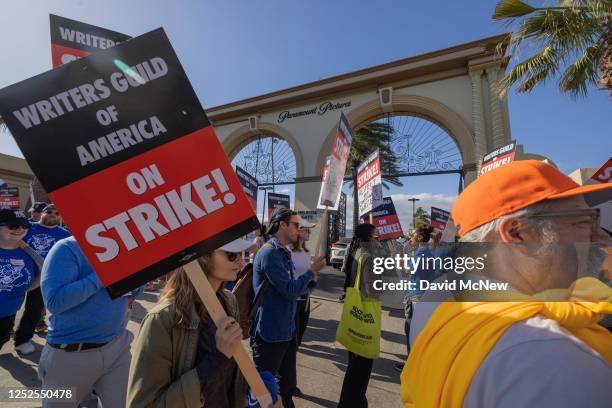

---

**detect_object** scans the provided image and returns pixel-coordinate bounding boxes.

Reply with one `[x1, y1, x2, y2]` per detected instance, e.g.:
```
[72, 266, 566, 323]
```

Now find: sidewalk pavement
[0, 267, 407, 407]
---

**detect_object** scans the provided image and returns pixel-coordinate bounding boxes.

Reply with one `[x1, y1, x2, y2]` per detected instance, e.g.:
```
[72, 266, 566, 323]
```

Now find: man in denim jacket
[251, 208, 318, 408]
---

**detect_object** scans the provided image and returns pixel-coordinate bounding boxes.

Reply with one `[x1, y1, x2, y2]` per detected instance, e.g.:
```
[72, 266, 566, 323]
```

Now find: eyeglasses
[0, 223, 30, 230]
[527, 208, 600, 233]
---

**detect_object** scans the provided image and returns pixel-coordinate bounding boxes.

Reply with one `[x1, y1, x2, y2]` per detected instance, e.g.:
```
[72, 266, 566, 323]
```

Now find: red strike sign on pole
[0, 28, 259, 298]
[369, 197, 404, 240]
[50, 14, 131, 68]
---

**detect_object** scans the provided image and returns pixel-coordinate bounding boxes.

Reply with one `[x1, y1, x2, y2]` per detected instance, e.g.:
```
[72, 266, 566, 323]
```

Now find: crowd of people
[1, 159, 611, 407]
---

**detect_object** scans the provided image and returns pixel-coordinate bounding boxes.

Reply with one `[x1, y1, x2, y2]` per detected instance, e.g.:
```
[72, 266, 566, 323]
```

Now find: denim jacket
[250, 236, 315, 342]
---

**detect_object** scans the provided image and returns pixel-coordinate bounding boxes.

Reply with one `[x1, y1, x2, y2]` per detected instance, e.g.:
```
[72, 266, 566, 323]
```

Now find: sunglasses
[44, 211, 60, 216]
[0, 223, 30, 230]
[220, 250, 240, 262]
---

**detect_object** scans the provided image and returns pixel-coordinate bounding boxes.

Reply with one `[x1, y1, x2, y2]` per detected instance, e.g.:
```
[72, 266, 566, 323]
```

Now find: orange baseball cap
[452, 160, 612, 236]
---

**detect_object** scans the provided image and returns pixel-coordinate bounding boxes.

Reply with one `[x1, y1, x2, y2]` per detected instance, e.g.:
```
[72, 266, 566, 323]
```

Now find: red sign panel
[591, 157, 612, 184]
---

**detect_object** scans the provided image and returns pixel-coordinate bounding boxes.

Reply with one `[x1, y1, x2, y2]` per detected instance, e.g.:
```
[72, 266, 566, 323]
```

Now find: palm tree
[494, 0, 612, 98]
[348, 121, 403, 230]
[413, 207, 431, 229]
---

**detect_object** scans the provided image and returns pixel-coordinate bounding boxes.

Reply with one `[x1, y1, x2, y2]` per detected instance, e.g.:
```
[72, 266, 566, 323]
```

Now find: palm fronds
[494, 0, 612, 97]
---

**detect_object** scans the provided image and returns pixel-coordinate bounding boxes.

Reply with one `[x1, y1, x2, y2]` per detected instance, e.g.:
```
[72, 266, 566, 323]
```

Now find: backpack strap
[249, 242, 276, 319]
[249, 280, 270, 320]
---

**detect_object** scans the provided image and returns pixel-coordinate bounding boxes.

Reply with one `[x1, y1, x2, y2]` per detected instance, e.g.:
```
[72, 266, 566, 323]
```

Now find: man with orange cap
[400, 160, 612, 407]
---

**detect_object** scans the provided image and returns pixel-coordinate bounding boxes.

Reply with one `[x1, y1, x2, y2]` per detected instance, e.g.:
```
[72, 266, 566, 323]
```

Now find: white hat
[219, 238, 256, 253]
[296, 214, 315, 228]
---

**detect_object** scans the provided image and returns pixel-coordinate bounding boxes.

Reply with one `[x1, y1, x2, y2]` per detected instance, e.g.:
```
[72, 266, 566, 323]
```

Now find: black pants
[251, 335, 297, 408]
[296, 296, 310, 348]
[0, 314, 17, 350]
[14, 287, 44, 346]
[338, 351, 374, 408]
[404, 300, 413, 356]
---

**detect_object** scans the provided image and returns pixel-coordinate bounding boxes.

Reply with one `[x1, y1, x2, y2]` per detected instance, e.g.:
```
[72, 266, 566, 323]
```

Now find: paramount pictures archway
[209, 34, 548, 252]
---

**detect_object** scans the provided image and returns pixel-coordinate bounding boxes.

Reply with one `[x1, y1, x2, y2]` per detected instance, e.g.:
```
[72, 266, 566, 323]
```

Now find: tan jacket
[126, 290, 247, 408]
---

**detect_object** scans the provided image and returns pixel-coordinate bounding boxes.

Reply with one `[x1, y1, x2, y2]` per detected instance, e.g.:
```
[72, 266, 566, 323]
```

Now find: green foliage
[494, 0, 612, 98]
[413, 207, 431, 228]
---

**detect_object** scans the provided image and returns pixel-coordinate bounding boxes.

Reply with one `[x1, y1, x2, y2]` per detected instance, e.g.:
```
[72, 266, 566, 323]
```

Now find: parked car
[329, 237, 352, 269]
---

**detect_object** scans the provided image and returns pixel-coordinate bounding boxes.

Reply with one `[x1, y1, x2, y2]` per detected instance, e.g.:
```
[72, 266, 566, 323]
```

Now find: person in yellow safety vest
[401, 160, 612, 408]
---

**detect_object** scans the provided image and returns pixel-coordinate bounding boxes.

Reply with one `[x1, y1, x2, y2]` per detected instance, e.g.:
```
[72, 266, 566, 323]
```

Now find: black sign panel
[267, 193, 291, 220]
[235, 165, 258, 211]
[50, 14, 131, 55]
[0, 28, 209, 193]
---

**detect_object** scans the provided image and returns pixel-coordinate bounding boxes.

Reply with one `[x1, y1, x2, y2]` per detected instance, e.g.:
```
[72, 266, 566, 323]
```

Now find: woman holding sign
[127, 239, 280, 408]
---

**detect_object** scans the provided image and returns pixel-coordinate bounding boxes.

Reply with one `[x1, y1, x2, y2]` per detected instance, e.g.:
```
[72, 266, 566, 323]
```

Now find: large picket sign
[370, 197, 404, 240]
[0, 28, 260, 298]
[317, 112, 353, 210]
[50, 14, 131, 68]
[430, 206, 450, 231]
[357, 149, 383, 217]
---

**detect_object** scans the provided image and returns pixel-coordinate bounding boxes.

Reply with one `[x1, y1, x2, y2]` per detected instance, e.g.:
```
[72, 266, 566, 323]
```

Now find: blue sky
[1, 1, 610, 230]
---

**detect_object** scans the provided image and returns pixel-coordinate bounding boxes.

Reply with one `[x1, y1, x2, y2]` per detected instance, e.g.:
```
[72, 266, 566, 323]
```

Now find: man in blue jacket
[39, 236, 142, 407]
[251, 208, 320, 408]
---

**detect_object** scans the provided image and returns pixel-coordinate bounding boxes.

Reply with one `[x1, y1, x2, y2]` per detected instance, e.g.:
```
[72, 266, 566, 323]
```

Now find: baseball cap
[296, 214, 315, 228]
[43, 204, 57, 213]
[29, 202, 47, 213]
[266, 207, 293, 235]
[452, 160, 612, 237]
[0, 209, 30, 227]
[219, 238, 256, 253]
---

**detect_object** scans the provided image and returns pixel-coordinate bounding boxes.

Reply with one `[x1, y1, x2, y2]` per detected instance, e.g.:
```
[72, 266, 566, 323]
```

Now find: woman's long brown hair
[158, 255, 214, 326]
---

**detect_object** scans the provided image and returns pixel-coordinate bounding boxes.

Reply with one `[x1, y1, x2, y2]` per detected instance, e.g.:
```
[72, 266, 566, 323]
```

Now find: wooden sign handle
[183, 261, 273, 407]
[314, 206, 329, 259]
